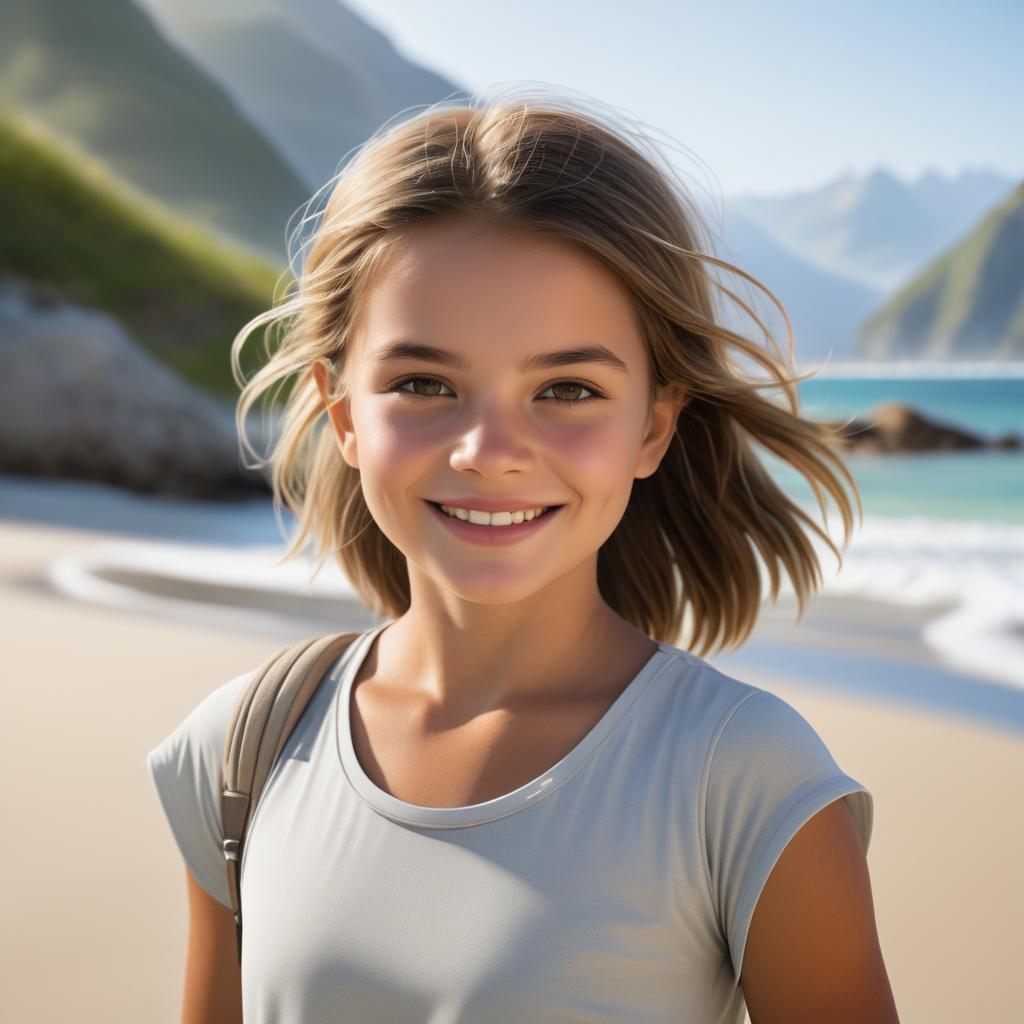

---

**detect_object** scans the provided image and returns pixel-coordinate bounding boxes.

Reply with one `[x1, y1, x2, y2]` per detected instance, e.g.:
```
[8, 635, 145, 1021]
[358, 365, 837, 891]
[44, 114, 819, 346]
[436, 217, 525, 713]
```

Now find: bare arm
[181, 867, 243, 1024]
[740, 798, 900, 1024]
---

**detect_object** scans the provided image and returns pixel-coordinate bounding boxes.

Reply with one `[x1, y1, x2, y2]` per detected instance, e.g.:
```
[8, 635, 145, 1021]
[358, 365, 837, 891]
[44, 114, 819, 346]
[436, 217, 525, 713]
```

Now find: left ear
[634, 384, 688, 480]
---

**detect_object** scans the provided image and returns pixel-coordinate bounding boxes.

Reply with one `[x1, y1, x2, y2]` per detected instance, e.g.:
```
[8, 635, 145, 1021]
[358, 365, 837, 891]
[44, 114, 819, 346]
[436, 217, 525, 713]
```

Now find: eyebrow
[369, 340, 629, 374]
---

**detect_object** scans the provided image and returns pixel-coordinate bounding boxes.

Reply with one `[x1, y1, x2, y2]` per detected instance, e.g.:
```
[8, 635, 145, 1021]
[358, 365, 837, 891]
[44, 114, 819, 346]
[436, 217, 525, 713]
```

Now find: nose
[447, 404, 534, 476]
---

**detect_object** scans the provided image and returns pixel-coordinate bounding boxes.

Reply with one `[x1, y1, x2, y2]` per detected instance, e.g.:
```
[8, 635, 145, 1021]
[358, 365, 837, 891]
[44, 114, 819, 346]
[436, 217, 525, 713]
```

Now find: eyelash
[385, 375, 606, 408]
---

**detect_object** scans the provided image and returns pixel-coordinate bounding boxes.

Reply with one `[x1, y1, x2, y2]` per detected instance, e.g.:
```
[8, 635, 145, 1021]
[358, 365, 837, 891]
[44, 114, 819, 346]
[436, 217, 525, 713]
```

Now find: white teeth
[439, 504, 549, 526]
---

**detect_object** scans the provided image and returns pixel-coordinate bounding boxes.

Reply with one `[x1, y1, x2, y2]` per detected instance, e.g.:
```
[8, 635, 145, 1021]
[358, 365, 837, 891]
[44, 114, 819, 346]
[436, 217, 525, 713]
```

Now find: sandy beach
[2, 494, 1022, 1022]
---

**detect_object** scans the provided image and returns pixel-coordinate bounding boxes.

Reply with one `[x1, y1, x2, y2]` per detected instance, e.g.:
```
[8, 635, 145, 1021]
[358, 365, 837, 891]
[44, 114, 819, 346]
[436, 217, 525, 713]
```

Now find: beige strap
[220, 629, 365, 962]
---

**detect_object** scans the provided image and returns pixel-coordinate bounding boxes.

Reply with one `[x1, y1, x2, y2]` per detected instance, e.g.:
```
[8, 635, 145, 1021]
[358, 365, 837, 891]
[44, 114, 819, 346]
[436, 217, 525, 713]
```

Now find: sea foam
[779, 509, 1024, 689]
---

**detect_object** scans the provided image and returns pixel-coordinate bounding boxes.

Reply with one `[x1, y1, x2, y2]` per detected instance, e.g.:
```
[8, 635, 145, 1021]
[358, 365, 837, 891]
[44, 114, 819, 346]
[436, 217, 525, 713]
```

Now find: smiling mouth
[426, 501, 564, 522]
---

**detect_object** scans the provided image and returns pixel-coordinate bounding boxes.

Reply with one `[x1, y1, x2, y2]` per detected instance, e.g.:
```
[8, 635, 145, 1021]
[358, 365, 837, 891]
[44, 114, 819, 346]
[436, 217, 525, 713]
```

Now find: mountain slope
[731, 167, 1015, 292]
[135, 0, 465, 193]
[0, 0, 309, 261]
[858, 182, 1024, 360]
[0, 105, 283, 399]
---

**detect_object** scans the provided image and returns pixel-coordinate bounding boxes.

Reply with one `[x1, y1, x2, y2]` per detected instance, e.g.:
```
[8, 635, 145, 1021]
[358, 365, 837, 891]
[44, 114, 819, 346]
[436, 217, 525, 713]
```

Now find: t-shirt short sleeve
[146, 671, 255, 910]
[702, 688, 874, 984]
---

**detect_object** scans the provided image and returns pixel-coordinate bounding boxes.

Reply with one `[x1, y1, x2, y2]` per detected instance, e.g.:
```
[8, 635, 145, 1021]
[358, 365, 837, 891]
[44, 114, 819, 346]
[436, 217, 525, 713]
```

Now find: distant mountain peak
[728, 165, 1017, 293]
[864, 166, 902, 186]
[852, 168, 912, 208]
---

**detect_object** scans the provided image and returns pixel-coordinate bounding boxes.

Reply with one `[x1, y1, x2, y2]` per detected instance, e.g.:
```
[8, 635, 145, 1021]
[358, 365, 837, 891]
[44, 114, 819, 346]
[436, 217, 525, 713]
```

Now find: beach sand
[2, 513, 1022, 1023]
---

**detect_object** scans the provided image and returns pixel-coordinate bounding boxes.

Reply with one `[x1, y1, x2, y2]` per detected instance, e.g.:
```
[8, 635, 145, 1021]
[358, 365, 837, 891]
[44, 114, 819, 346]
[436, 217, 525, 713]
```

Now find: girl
[148, 84, 899, 1023]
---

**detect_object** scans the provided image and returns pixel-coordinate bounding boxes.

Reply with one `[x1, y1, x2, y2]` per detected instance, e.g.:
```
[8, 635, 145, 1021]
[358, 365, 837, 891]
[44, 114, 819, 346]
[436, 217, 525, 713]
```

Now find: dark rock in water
[824, 400, 1022, 453]
[0, 278, 272, 499]
[992, 432, 1023, 451]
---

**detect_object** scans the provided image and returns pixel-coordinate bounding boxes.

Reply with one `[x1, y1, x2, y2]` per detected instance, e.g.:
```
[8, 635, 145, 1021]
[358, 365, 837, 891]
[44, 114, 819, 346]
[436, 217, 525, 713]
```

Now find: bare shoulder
[740, 798, 900, 1024]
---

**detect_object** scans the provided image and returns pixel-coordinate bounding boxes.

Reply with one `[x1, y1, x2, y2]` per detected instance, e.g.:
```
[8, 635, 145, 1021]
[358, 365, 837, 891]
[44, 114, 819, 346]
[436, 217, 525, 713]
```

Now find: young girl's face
[316, 212, 683, 610]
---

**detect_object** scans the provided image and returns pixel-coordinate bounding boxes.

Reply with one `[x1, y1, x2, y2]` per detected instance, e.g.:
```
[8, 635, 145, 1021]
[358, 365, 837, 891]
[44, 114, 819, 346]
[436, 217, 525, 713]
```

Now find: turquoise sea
[786, 372, 1023, 524]
[754, 367, 1023, 688]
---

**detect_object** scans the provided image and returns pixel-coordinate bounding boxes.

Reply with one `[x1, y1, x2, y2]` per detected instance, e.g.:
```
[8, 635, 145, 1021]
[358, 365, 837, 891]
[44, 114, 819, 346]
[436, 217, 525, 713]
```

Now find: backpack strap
[220, 628, 367, 964]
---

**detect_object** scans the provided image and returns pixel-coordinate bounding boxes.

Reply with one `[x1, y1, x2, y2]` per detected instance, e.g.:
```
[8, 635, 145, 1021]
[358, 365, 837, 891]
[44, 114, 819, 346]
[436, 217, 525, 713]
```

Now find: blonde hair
[232, 83, 861, 656]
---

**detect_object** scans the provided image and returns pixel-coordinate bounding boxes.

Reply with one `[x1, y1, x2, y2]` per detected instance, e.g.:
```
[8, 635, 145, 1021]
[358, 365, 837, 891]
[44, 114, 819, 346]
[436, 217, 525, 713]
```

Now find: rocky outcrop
[0, 278, 271, 499]
[825, 401, 1022, 453]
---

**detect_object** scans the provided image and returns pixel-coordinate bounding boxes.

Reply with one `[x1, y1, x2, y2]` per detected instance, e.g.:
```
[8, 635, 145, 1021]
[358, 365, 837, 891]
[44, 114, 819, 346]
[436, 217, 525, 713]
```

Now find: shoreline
[710, 591, 1024, 739]
[24, 520, 1024, 737]
[4, 470, 1022, 694]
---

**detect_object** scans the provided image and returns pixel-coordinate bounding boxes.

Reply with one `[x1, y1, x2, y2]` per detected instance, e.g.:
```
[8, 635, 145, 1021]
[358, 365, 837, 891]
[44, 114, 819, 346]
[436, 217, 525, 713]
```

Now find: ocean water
[789, 371, 1023, 523]
[761, 368, 1023, 687]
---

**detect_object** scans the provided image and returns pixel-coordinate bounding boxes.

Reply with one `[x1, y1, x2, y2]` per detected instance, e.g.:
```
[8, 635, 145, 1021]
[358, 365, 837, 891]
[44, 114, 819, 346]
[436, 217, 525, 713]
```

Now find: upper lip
[427, 497, 564, 512]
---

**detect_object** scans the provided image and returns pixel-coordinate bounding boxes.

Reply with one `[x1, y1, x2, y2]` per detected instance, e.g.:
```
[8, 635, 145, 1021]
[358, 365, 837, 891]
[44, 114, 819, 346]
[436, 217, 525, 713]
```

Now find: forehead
[351, 216, 645, 364]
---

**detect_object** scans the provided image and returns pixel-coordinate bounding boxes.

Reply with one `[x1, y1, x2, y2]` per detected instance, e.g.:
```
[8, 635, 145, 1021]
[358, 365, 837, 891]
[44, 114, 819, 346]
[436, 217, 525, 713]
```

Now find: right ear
[312, 361, 359, 470]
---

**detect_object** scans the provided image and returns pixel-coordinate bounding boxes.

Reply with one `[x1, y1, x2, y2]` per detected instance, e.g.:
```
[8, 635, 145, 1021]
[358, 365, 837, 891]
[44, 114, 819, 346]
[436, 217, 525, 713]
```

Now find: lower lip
[425, 501, 565, 546]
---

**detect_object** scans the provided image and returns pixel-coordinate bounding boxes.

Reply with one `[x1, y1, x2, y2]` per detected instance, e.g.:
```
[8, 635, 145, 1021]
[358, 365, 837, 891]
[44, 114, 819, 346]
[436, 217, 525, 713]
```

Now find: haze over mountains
[134, 0, 462, 194]
[1, 0, 1019, 362]
[702, 204, 883, 363]
[719, 168, 1021, 362]
[731, 167, 1013, 293]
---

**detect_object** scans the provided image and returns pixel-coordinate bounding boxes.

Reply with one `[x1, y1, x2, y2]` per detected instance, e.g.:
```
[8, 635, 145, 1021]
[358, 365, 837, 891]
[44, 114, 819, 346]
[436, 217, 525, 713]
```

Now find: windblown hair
[231, 83, 862, 656]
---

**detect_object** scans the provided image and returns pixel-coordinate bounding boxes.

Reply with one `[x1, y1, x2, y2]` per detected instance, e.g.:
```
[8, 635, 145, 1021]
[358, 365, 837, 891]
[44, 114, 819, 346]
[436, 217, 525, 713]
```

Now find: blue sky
[343, 0, 1022, 197]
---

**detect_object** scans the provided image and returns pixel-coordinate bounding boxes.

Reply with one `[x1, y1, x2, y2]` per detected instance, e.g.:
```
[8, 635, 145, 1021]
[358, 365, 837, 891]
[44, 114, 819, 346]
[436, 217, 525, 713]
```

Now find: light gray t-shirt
[147, 621, 872, 1023]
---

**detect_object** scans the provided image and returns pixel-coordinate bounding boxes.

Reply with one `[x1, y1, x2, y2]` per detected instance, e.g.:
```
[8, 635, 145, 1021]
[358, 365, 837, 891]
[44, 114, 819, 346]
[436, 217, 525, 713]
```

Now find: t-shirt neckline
[333, 621, 676, 829]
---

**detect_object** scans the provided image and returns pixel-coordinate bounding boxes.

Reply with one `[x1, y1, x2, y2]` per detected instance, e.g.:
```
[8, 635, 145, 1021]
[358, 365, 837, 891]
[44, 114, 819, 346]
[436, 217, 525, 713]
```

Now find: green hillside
[0, 105, 289, 400]
[858, 181, 1024, 360]
[0, 0, 309, 262]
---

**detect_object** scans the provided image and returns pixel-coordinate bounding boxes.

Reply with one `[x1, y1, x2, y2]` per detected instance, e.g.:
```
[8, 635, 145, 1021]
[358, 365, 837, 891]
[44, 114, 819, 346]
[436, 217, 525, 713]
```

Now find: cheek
[345, 408, 435, 528]
[555, 421, 638, 487]
[355, 406, 439, 468]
